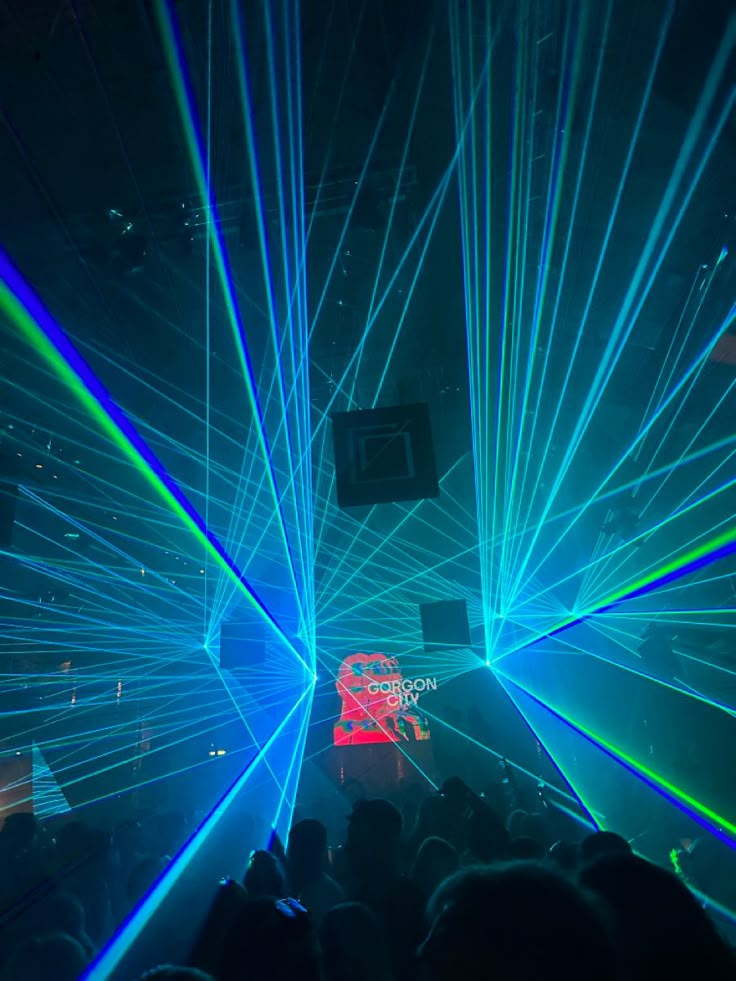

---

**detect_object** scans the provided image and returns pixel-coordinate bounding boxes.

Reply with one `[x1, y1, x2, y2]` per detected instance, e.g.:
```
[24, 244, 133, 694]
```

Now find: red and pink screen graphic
[333, 652, 432, 745]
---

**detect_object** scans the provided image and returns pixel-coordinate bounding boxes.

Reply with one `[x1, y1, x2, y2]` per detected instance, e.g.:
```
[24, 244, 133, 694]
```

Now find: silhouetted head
[465, 802, 510, 862]
[65, 870, 112, 946]
[412, 837, 459, 900]
[421, 863, 618, 981]
[219, 897, 321, 981]
[3, 932, 88, 981]
[243, 850, 287, 899]
[1, 811, 39, 852]
[413, 793, 452, 843]
[346, 799, 402, 883]
[139, 967, 214, 981]
[581, 853, 735, 980]
[55, 821, 91, 861]
[30, 891, 94, 956]
[288, 819, 328, 890]
[439, 777, 469, 817]
[580, 831, 631, 866]
[321, 902, 392, 981]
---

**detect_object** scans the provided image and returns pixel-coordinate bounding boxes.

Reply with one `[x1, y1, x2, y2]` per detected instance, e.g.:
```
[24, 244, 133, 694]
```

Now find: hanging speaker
[420, 599, 472, 652]
[331, 402, 439, 508]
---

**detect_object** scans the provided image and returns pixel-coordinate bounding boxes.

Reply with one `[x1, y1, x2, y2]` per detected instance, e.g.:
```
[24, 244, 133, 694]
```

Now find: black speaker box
[420, 599, 472, 652]
[331, 402, 439, 508]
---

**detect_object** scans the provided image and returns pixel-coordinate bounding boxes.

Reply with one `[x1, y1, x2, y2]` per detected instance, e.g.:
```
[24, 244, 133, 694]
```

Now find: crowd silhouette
[0, 774, 734, 980]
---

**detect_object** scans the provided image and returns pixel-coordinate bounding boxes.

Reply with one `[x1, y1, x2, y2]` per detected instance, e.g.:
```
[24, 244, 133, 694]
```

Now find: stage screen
[333, 652, 434, 745]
